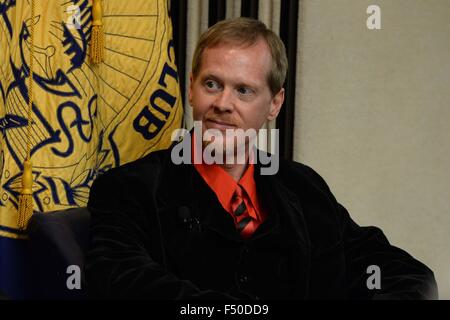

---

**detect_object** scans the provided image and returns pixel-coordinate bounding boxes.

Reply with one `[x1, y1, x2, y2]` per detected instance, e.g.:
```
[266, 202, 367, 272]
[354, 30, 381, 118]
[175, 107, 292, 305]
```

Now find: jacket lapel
[160, 158, 242, 242]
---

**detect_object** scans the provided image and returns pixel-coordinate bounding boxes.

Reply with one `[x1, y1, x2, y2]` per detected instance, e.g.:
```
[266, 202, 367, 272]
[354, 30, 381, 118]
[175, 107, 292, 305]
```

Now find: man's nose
[213, 88, 234, 112]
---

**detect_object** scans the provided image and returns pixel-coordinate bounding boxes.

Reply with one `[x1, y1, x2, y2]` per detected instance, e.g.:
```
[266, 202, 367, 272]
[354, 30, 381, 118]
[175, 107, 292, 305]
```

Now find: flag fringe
[90, 0, 104, 64]
[17, 160, 33, 230]
[18, 0, 35, 230]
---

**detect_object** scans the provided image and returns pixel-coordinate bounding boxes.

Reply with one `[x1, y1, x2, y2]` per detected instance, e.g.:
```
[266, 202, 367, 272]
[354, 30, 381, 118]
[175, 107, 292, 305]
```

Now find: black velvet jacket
[86, 146, 438, 299]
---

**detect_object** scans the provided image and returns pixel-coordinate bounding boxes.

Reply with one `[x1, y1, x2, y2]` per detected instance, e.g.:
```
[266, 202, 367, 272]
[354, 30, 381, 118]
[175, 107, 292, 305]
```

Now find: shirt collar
[191, 133, 261, 219]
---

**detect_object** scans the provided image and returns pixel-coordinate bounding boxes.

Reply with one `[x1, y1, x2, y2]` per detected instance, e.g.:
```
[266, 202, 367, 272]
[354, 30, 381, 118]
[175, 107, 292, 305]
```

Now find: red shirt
[192, 136, 267, 236]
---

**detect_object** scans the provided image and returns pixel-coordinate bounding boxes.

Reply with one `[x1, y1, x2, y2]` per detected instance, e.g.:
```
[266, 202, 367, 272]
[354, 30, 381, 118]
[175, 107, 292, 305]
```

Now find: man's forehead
[205, 37, 269, 54]
[200, 39, 271, 70]
[198, 43, 271, 85]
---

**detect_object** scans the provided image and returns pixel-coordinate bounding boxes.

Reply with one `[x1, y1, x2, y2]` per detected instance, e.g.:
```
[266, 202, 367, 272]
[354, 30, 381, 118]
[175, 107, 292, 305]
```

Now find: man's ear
[188, 73, 194, 106]
[267, 88, 285, 121]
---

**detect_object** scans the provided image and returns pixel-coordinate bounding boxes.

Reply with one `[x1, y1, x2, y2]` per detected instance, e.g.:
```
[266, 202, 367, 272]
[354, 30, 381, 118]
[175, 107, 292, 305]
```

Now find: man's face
[189, 39, 284, 150]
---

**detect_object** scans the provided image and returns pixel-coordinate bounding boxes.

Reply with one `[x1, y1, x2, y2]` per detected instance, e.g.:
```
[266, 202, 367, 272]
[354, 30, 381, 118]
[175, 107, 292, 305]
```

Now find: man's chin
[202, 138, 248, 158]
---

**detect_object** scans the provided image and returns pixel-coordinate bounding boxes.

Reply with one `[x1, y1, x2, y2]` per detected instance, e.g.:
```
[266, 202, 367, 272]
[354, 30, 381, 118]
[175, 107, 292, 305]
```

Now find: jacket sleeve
[85, 170, 243, 299]
[299, 163, 438, 300]
[338, 203, 438, 300]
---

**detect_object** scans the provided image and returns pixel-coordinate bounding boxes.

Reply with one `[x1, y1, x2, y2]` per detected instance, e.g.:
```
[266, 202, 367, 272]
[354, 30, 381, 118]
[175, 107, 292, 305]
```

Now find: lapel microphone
[177, 206, 202, 232]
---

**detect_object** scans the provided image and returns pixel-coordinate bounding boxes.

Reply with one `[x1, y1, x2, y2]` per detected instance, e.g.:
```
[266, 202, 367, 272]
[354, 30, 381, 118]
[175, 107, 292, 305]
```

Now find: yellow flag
[0, 0, 183, 239]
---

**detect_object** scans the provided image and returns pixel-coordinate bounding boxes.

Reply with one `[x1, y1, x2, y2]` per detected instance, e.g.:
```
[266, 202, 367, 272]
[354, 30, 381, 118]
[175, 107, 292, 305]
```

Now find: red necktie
[231, 185, 256, 239]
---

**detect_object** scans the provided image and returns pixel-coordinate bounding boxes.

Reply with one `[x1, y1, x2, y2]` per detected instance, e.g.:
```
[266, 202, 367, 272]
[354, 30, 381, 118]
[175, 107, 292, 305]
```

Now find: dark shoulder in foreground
[99, 148, 172, 179]
[87, 148, 173, 208]
[274, 157, 336, 198]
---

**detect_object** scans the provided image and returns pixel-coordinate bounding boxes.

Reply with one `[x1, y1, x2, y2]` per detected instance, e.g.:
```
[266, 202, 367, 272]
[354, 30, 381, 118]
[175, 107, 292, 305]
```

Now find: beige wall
[294, 0, 450, 299]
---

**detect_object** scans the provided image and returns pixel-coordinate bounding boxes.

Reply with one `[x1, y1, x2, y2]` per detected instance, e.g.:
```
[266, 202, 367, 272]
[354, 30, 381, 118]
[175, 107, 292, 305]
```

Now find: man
[86, 18, 438, 299]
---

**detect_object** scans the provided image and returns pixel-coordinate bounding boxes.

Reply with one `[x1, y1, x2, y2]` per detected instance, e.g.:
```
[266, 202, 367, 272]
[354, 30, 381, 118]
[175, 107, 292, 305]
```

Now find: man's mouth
[205, 119, 236, 130]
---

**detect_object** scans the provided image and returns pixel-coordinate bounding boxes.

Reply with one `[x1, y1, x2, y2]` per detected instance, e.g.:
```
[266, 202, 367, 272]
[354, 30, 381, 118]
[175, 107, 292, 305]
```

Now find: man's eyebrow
[235, 81, 257, 88]
[200, 73, 259, 89]
[200, 73, 221, 82]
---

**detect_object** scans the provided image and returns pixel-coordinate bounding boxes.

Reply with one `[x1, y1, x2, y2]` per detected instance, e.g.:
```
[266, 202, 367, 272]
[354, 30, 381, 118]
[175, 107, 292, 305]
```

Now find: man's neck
[219, 163, 248, 182]
[219, 146, 254, 181]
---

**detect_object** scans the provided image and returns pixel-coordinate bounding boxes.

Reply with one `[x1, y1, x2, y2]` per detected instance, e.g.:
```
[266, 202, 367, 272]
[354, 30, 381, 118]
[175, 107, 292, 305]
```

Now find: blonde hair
[192, 17, 288, 96]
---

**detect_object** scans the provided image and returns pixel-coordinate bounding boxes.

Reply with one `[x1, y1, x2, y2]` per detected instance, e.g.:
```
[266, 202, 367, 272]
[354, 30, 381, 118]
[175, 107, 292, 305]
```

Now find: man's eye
[237, 87, 253, 95]
[205, 80, 220, 90]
